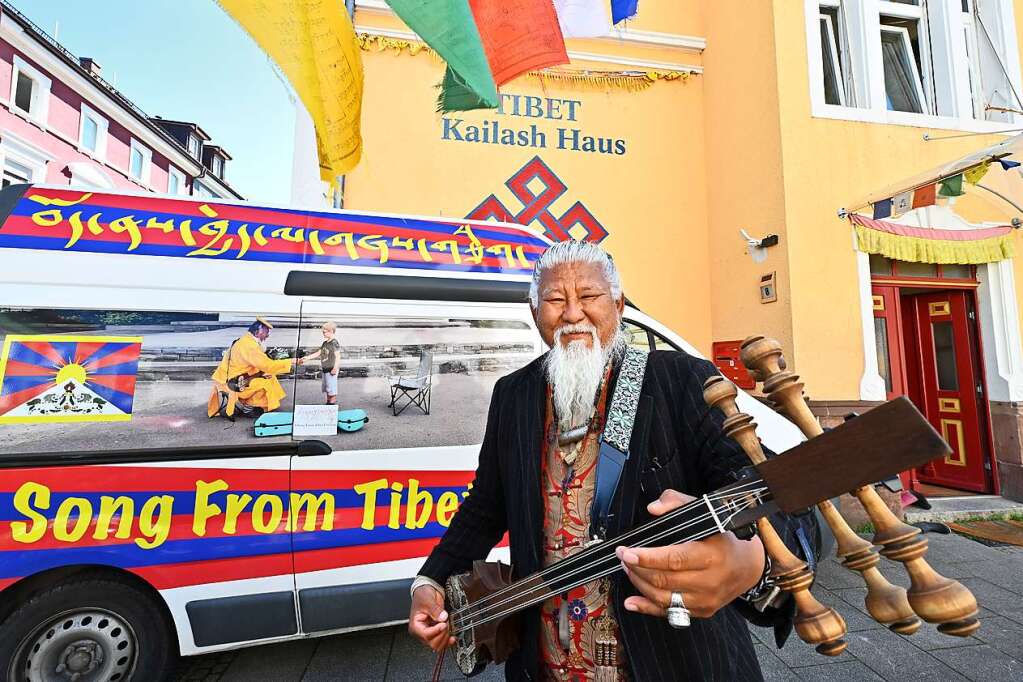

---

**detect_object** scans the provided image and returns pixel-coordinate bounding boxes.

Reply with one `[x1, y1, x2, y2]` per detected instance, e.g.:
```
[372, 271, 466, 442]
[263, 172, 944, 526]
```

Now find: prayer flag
[442, 0, 569, 111]
[612, 0, 639, 24]
[891, 190, 913, 216]
[911, 183, 937, 209]
[998, 156, 1021, 170]
[964, 161, 991, 185]
[384, 0, 498, 111]
[873, 198, 892, 220]
[218, 0, 363, 180]
[939, 174, 965, 197]
[554, 0, 613, 38]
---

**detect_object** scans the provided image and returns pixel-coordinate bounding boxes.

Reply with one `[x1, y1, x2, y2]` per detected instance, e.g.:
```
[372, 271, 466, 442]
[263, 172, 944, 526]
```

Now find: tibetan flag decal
[0, 335, 142, 423]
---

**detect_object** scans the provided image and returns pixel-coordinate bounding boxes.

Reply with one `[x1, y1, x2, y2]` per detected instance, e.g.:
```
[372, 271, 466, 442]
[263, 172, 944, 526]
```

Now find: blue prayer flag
[873, 198, 893, 220]
[998, 157, 1021, 170]
[612, 0, 638, 24]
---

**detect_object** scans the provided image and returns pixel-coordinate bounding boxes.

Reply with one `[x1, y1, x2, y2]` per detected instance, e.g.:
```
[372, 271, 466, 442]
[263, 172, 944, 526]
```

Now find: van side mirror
[297, 440, 332, 456]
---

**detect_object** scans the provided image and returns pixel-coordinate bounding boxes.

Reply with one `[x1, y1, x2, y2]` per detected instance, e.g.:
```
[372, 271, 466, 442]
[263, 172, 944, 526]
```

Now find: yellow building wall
[702, 1, 794, 363]
[347, 5, 714, 350]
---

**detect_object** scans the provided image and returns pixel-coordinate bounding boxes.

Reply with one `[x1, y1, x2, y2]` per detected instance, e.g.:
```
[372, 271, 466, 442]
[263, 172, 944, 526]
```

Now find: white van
[0, 184, 803, 680]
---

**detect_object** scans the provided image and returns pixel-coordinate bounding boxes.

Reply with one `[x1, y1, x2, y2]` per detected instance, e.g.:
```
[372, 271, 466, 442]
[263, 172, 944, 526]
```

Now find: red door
[906, 291, 991, 492]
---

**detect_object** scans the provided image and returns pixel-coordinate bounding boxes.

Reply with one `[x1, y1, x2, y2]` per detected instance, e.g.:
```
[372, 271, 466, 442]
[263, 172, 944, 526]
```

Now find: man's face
[532, 261, 623, 349]
[255, 326, 270, 342]
[322, 326, 335, 340]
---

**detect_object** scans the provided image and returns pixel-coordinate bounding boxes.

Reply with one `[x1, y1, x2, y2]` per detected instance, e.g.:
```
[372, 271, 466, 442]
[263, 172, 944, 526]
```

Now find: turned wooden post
[740, 335, 979, 637]
[703, 376, 848, 655]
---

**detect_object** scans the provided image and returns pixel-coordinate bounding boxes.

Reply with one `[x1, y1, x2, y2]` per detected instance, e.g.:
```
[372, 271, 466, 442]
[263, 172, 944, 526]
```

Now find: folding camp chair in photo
[388, 350, 432, 416]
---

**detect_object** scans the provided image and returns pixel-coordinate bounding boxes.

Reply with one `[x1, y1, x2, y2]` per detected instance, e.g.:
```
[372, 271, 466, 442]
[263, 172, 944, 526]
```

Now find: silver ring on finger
[666, 591, 691, 629]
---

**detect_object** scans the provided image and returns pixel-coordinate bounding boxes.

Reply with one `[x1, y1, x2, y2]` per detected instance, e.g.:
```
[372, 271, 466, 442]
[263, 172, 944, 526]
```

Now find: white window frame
[804, 0, 1023, 132]
[77, 103, 109, 161]
[187, 134, 201, 159]
[167, 165, 186, 196]
[212, 154, 224, 179]
[8, 55, 52, 127]
[0, 130, 54, 185]
[128, 138, 152, 186]
[962, 4, 986, 118]
[879, 24, 928, 113]
[820, 12, 848, 106]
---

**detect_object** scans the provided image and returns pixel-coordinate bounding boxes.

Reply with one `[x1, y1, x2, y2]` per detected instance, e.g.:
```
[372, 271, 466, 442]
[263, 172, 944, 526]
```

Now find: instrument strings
[448, 479, 765, 624]
[449, 482, 767, 634]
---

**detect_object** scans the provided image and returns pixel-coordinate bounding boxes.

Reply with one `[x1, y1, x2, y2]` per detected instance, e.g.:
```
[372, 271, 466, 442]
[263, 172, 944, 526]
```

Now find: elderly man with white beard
[409, 241, 820, 681]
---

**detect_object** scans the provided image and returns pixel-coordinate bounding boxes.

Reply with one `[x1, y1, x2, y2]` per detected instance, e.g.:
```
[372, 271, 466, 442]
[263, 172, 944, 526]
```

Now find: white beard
[545, 323, 627, 430]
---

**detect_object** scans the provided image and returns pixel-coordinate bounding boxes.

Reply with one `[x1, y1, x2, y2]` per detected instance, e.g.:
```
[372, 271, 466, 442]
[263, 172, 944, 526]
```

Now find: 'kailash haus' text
[441, 93, 627, 155]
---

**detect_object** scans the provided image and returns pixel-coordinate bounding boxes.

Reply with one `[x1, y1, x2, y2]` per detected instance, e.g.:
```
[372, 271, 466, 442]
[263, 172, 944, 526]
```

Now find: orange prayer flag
[468, 0, 569, 86]
[911, 183, 937, 209]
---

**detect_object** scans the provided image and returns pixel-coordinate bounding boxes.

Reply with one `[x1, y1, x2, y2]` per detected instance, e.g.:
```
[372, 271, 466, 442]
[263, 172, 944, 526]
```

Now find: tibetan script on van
[0, 188, 550, 275]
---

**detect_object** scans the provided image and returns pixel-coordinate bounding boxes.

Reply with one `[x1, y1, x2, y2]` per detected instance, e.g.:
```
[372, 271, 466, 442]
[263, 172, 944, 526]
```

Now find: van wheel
[0, 575, 174, 682]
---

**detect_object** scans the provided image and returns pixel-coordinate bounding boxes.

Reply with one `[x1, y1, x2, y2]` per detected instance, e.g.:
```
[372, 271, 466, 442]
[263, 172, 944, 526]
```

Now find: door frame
[871, 270, 1000, 495]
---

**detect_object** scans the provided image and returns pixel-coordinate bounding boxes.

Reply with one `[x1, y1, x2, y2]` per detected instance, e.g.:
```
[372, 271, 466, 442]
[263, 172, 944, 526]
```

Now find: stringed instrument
[443, 394, 976, 676]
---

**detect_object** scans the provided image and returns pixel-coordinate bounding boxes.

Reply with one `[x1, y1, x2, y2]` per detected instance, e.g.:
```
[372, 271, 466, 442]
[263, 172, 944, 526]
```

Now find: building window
[129, 139, 152, 186]
[819, 6, 848, 105]
[167, 166, 186, 195]
[9, 56, 52, 126]
[187, 134, 201, 159]
[880, 24, 928, 113]
[212, 155, 225, 179]
[192, 181, 219, 199]
[806, 0, 1023, 127]
[1, 158, 31, 188]
[78, 104, 108, 160]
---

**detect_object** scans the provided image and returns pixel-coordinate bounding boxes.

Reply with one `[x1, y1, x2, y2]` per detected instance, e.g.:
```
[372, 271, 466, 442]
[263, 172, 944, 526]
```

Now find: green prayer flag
[384, 0, 498, 112]
[939, 173, 964, 197]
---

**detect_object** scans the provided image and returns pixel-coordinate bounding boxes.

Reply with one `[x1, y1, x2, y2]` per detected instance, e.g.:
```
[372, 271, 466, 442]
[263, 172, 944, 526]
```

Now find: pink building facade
[0, 2, 239, 199]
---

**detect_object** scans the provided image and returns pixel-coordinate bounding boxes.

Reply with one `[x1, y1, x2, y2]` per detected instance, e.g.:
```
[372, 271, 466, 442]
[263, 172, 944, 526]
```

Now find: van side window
[0, 307, 540, 454]
[622, 320, 680, 353]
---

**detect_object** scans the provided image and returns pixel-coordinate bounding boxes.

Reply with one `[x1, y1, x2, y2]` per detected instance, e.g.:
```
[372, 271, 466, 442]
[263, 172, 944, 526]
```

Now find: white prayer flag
[892, 190, 913, 216]
[553, 0, 612, 38]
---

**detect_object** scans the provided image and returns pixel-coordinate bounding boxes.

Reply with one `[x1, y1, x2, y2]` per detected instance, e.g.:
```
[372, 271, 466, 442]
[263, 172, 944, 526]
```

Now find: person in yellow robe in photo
[207, 318, 295, 420]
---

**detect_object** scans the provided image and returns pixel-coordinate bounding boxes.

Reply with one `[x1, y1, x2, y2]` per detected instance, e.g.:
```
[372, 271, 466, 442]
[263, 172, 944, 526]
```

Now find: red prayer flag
[912, 183, 937, 208]
[469, 0, 569, 86]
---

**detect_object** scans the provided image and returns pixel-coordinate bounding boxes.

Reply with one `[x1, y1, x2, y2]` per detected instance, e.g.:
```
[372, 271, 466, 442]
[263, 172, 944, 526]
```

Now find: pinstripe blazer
[420, 350, 820, 681]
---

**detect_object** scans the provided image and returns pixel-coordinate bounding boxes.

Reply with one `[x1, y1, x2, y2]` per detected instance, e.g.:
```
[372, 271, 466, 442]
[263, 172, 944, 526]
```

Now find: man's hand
[409, 584, 455, 652]
[615, 490, 765, 619]
[331, 367, 339, 376]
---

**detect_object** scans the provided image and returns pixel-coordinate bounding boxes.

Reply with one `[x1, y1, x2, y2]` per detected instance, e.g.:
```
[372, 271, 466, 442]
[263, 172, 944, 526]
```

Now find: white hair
[545, 323, 627, 429]
[528, 240, 623, 308]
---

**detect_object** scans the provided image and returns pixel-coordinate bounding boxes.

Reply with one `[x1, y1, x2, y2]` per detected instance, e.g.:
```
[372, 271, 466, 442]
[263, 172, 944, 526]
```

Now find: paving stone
[843, 629, 967, 681]
[755, 643, 801, 681]
[815, 558, 868, 590]
[959, 578, 1023, 624]
[795, 660, 884, 681]
[385, 626, 504, 681]
[221, 638, 318, 682]
[812, 587, 881, 633]
[767, 632, 854, 669]
[893, 621, 980, 651]
[971, 615, 1023, 659]
[931, 644, 1023, 682]
[300, 628, 394, 681]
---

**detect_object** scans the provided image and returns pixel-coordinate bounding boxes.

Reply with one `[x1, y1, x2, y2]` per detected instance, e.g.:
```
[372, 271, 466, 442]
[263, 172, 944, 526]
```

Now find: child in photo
[300, 322, 342, 405]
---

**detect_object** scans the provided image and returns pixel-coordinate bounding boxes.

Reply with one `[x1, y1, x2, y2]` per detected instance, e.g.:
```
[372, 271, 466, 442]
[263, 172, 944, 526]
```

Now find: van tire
[0, 575, 174, 682]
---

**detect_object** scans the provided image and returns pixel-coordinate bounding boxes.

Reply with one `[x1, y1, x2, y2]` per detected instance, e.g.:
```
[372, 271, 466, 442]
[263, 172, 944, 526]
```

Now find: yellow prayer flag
[964, 160, 991, 185]
[218, 0, 364, 182]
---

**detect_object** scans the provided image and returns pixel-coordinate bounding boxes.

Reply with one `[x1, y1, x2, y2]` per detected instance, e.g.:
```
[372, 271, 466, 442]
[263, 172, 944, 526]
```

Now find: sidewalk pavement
[173, 531, 1023, 681]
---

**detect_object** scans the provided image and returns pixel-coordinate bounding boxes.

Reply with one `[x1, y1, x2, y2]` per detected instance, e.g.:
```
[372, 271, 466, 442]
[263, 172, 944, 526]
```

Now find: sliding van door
[286, 298, 541, 635]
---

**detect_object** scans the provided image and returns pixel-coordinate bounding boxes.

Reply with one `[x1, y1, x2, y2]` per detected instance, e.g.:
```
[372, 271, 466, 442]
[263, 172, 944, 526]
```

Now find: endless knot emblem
[467, 156, 608, 243]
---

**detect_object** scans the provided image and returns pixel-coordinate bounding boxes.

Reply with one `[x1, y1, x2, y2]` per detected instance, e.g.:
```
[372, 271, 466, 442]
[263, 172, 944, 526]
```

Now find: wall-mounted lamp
[740, 229, 780, 263]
